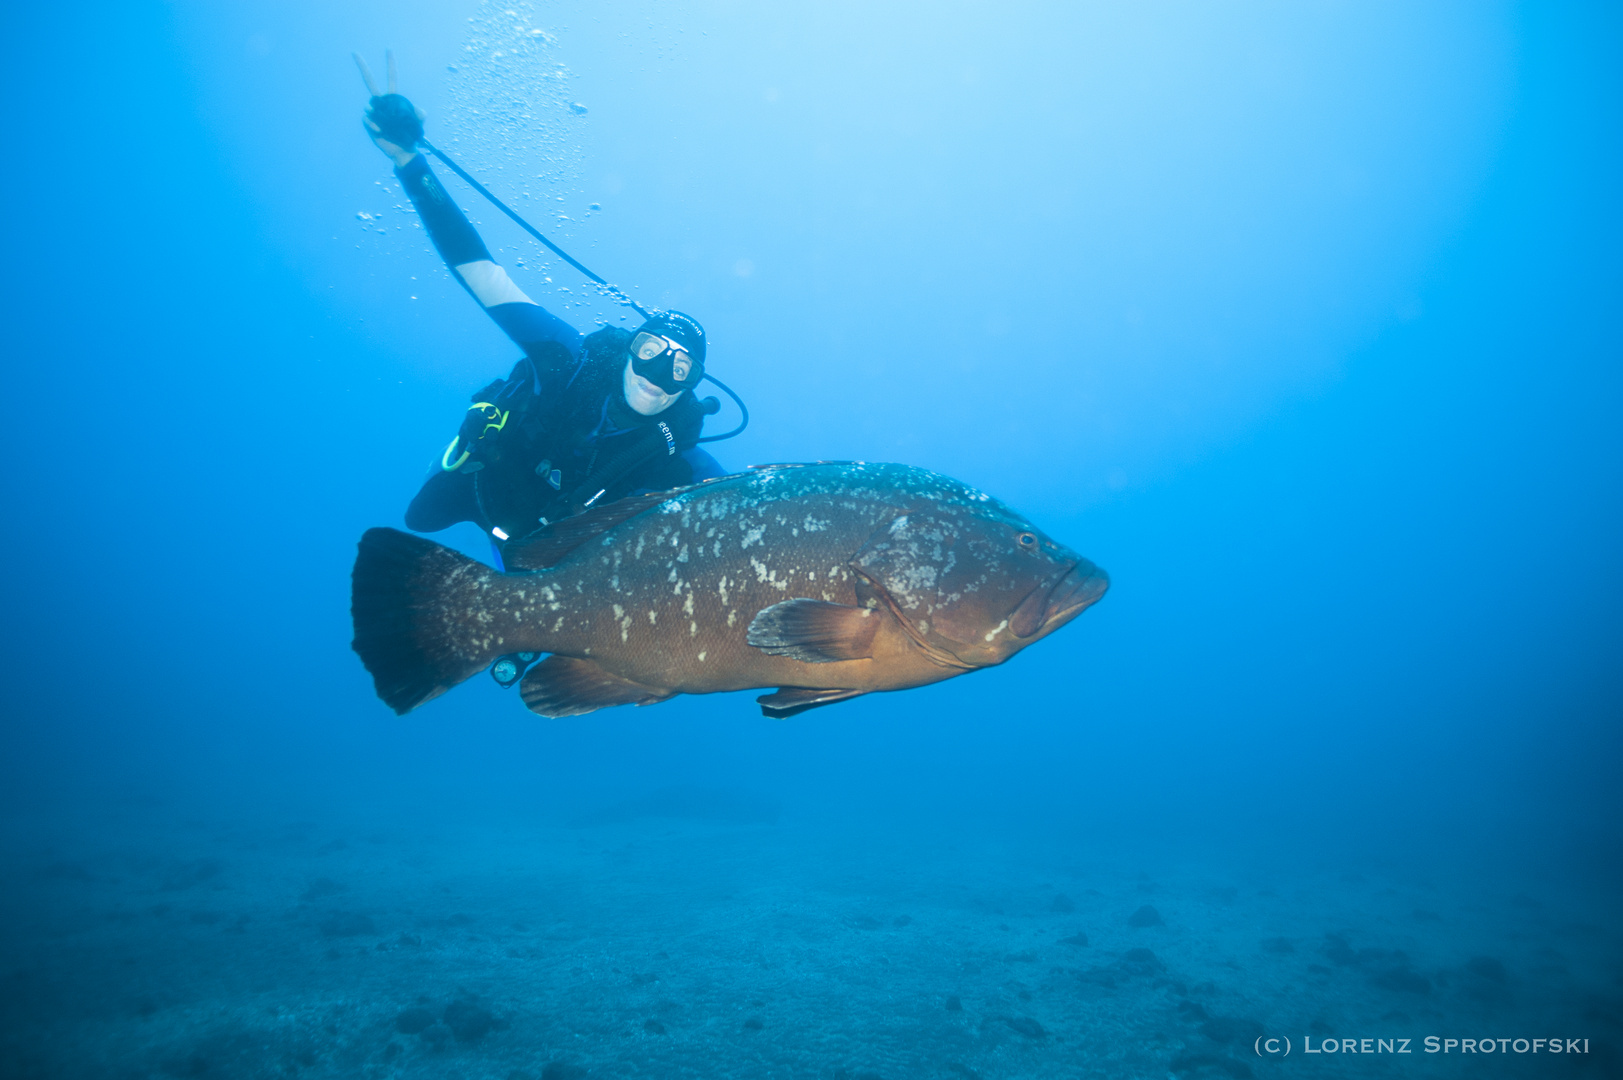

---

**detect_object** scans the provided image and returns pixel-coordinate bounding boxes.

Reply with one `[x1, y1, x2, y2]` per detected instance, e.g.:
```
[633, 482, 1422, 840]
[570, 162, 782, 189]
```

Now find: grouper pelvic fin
[519, 655, 675, 718]
[502, 487, 693, 571]
[756, 686, 866, 718]
[746, 599, 881, 663]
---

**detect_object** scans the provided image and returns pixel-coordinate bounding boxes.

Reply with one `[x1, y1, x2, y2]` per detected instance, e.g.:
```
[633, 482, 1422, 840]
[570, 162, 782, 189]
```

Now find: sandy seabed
[1, 797, 1617, 1079]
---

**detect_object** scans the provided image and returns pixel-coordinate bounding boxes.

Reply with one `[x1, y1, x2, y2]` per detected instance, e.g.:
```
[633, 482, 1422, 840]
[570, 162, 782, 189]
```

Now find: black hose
[697, 373, 749, 443]
[420, 138, 650, 319]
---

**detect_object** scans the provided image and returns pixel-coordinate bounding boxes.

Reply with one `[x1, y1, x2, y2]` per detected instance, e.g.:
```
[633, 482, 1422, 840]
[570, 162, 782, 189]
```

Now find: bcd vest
[462, 327, 705, 543]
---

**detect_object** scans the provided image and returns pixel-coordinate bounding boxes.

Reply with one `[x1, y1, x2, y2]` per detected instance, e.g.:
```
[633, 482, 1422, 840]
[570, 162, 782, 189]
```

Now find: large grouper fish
[351, 462, 1108, 718]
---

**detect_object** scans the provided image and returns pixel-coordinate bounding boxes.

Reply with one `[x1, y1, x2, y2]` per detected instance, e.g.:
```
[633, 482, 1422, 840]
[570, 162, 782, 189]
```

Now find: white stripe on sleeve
[454, 259, 536, 309]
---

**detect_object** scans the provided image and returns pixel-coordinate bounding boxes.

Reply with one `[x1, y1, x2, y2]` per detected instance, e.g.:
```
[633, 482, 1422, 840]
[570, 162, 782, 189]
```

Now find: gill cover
[851, 506, 1081, 666]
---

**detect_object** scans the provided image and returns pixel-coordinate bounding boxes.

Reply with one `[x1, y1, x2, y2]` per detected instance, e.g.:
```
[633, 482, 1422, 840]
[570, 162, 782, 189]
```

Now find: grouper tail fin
[351, 527, 505, 714]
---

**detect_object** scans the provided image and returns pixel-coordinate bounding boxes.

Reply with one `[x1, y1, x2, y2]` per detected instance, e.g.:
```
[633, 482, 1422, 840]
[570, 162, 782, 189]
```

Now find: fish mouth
[1018, 560, 1109, 638]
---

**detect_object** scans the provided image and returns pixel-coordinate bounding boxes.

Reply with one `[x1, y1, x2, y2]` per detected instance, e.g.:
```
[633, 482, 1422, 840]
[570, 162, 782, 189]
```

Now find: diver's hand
[444, 400, 510, 473]
[354, 50, 425, 168]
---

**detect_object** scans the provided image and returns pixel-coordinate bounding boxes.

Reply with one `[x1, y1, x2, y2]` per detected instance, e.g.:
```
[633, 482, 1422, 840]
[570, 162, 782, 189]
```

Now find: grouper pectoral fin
[519, 655, 675, 718]
[756, 687, 866, 719]
[746, 599, 881, 663]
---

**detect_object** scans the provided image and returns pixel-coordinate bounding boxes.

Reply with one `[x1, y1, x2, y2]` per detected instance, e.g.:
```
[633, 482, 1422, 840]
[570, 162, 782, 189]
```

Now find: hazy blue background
[1, 0, 1618, 896]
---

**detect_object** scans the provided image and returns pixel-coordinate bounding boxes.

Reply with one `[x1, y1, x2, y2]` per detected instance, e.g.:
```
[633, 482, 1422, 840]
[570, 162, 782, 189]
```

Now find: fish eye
[1017, 532, 1037, 548]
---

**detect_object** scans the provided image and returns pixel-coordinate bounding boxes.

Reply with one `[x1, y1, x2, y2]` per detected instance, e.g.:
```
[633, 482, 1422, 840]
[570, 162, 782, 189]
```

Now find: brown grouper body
[352, 462, 1108, 718]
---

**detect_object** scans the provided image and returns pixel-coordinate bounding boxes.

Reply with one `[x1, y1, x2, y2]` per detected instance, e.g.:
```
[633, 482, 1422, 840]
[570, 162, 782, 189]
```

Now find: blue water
[2, 2, 1619, 1077]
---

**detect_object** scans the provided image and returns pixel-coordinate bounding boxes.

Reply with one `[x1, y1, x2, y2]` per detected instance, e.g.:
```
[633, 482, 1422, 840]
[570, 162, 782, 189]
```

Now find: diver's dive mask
[630, 332, 701, 393]
[623, 360, 681, 416]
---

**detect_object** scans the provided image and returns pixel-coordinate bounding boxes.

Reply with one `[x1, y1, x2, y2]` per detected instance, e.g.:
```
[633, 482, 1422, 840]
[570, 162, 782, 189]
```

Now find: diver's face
[623, 359, 682, 416]
[633, 332, 694, 382]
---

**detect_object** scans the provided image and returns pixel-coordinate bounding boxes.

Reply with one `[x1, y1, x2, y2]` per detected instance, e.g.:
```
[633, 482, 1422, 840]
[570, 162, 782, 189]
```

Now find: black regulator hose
[697, 373, 749, 443]
[420, 138, 650, 319]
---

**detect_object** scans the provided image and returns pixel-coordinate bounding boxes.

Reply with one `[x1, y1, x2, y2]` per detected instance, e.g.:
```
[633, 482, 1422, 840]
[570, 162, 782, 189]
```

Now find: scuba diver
[358, 57, 727, 562]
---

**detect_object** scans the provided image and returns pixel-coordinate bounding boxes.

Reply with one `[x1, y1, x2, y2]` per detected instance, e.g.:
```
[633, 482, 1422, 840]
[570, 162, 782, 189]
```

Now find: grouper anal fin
[519, 655, 675, 718]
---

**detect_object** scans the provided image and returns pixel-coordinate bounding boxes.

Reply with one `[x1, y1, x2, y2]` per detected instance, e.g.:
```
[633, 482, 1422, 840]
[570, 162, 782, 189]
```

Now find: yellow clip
[441, 402, 509, 472]
[471, 401, 509, 438]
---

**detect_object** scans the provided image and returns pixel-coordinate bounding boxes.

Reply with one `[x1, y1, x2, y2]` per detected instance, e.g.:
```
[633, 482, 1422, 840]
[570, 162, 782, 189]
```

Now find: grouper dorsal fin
[519, 655, 674, 717]
[502, 488, 691, 571]
[746, 599, 881, 663]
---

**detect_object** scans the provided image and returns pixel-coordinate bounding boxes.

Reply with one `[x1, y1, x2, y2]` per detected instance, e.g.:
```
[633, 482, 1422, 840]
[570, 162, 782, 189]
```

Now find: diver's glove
[354, 51, 425, 168]
[441, 396, 511, 473]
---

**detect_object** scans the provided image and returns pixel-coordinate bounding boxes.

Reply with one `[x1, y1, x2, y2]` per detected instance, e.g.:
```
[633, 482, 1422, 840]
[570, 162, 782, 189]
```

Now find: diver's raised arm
[355, 52, 583, 358]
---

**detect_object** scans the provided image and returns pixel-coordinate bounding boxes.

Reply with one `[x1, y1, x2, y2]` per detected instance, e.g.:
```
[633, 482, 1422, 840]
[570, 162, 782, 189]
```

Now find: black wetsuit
[393, 153, 723, 548]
